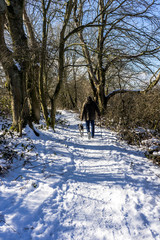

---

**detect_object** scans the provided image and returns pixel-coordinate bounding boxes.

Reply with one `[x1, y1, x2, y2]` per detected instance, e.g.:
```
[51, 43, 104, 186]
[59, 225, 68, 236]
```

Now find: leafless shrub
[105, 87, 160, 133]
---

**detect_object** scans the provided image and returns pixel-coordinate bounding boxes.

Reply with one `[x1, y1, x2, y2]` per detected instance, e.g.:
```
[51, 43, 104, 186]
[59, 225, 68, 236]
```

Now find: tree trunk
[50, 0, 75, 129]
[27, 65, 40, 123]
[51, 40, 65, 129]
[7, 0, 30, 134]
[73, 65, 78, 107]
[23, 9, 40, 123]
[0, 6, 25, 133]
[38, 2, 49, 126]
[97, 83, 106, 113]
[0, 0, 40, 135]
[50, 97, 56, 129]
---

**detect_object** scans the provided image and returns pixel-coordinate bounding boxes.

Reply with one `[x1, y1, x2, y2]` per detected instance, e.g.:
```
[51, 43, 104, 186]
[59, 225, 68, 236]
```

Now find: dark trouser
[86, 120, 95, 138]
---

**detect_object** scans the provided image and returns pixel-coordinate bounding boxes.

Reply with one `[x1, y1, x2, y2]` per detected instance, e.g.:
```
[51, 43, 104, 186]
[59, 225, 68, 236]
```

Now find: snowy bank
[0, 110, 160, 240]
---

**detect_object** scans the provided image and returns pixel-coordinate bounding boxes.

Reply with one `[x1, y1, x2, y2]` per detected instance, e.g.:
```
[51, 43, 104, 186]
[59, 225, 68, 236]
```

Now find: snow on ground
[0, 110, 160, 240]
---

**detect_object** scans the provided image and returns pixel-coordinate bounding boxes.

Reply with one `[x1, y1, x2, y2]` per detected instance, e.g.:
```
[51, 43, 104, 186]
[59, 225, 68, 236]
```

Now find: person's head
[87, 96, 92, 102]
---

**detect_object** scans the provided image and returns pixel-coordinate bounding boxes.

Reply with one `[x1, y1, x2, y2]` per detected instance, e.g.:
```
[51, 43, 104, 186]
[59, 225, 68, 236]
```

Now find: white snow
[0, 110, 160, 240]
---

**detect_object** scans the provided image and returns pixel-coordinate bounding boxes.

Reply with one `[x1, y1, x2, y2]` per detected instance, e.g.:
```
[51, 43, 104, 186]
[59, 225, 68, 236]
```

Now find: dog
[78, 123, 84, 137]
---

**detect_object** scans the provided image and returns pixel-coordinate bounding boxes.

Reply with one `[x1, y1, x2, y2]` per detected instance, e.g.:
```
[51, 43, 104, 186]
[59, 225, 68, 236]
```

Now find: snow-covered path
[0, 110, 160, 240]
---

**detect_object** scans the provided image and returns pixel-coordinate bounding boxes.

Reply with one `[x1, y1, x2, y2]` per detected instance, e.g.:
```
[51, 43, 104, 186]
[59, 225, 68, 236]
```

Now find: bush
[105, 87, 160, 165]
[105, 87, 160, 133]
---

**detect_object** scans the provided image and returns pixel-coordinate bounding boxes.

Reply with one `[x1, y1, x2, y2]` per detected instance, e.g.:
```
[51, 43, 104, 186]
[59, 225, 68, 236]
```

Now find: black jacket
[81, 98, 100, 121]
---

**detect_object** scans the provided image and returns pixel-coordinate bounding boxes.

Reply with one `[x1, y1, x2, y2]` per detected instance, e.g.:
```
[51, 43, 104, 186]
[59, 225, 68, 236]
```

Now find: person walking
[80, 96, 100, 139]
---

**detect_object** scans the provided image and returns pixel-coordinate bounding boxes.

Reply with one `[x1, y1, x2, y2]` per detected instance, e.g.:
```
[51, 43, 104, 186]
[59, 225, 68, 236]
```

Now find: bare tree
[74, 0, 160, 112]
[24, 0, 80, 129]
[0, 0, 31, 135]
[23, 8, 40, 123]
[1, 0, 160, 133]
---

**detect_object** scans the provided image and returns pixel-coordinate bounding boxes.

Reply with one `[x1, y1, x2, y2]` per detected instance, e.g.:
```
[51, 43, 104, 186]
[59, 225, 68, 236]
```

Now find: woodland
[0, 2, 160, 238]
[0, 0, 160, 162]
